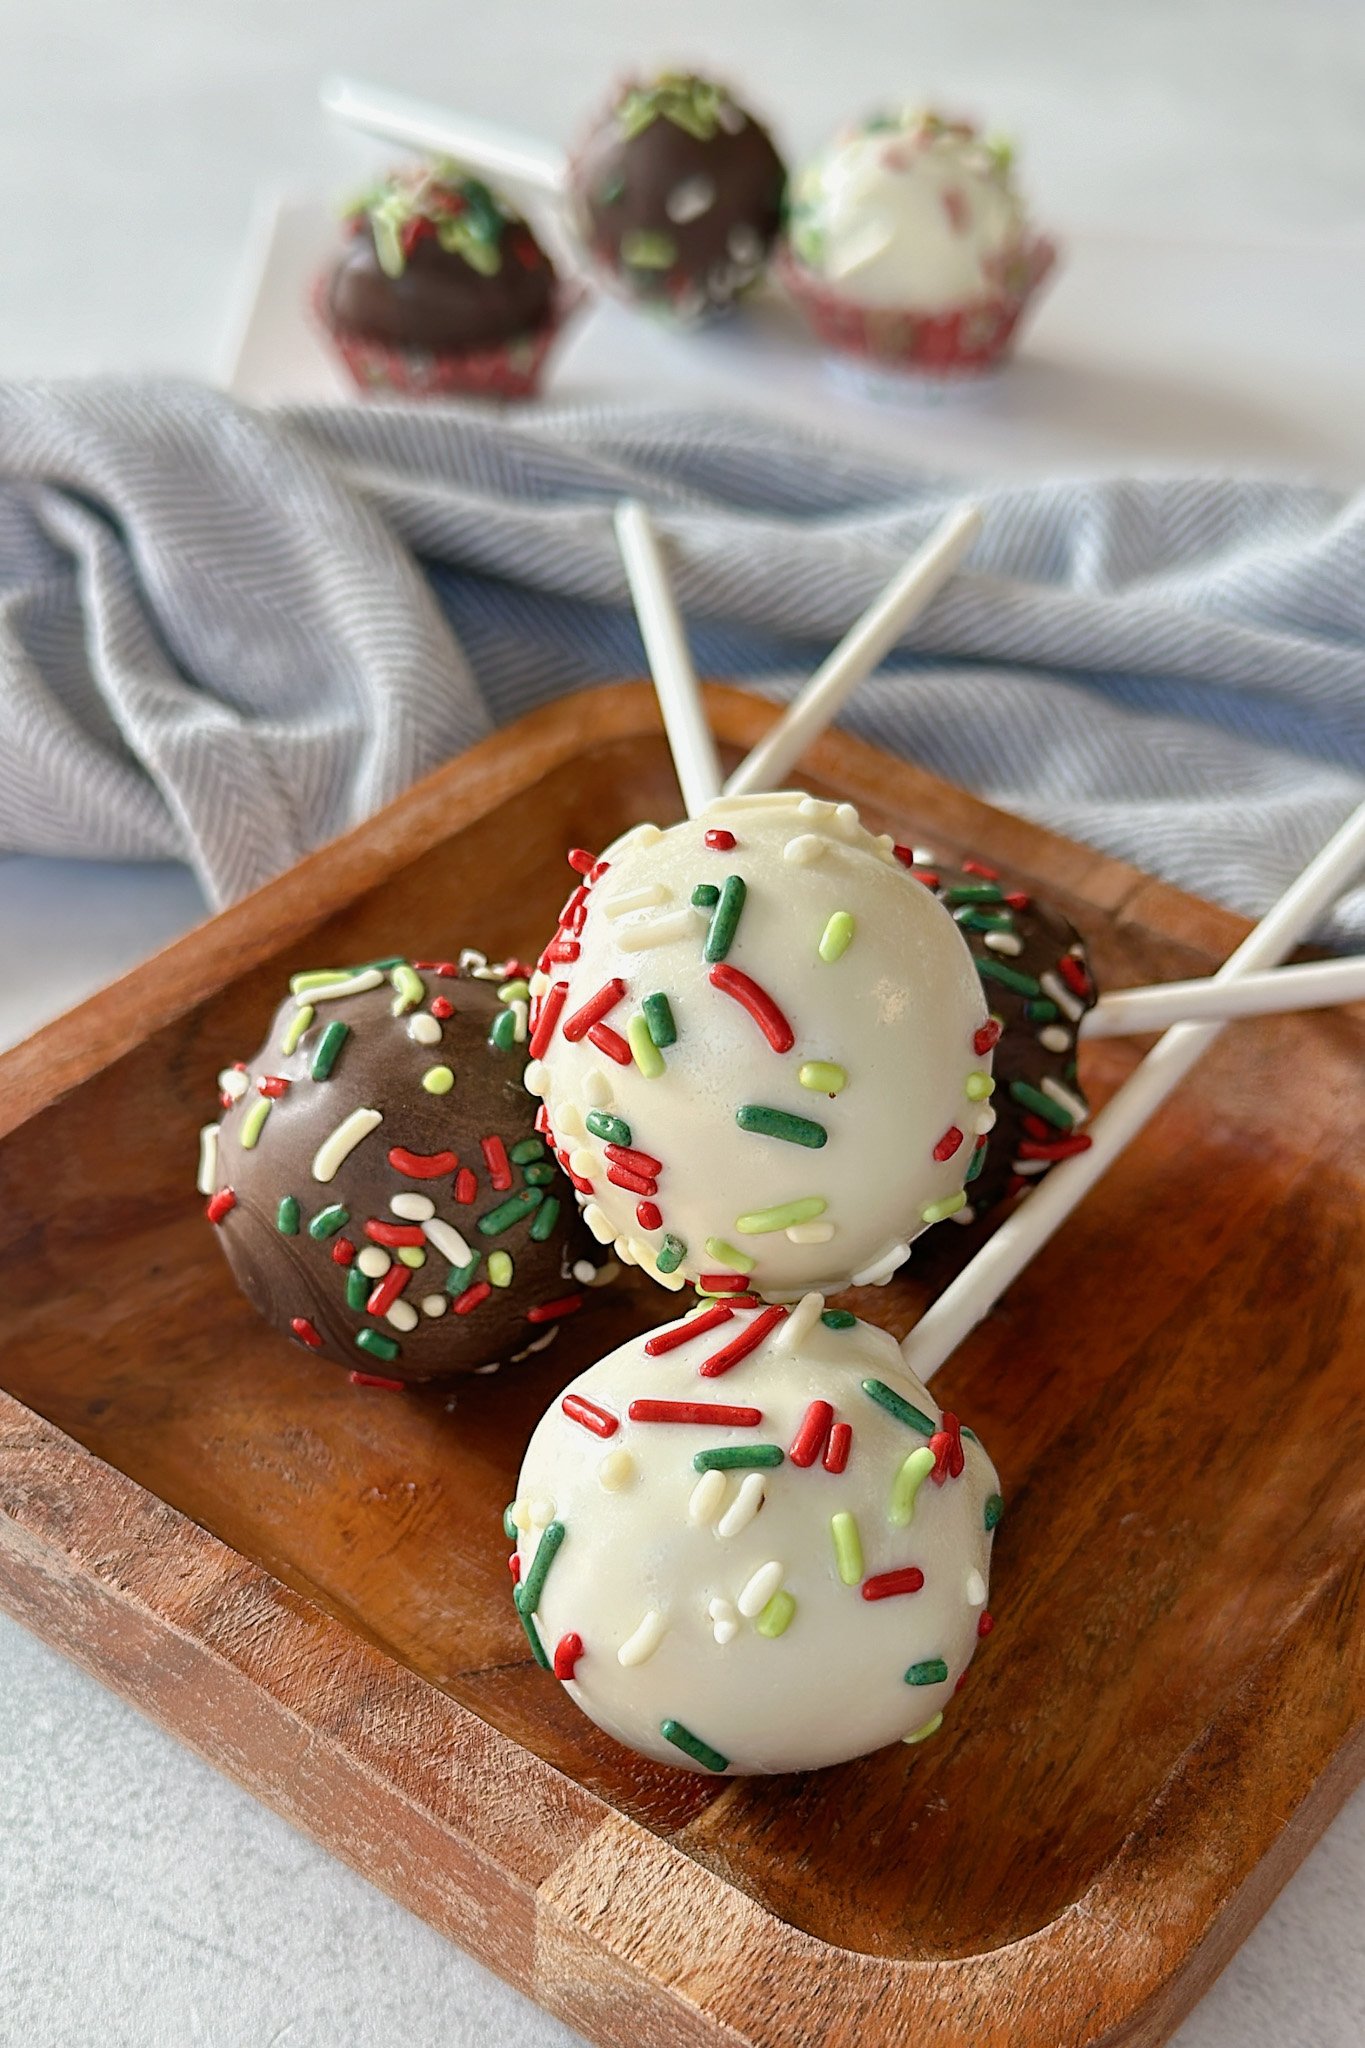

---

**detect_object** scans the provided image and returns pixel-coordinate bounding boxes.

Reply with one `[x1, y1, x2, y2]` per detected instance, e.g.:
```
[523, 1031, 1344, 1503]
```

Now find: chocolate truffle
[199, 955, 614, 1385]
[570, 72, 787, 323]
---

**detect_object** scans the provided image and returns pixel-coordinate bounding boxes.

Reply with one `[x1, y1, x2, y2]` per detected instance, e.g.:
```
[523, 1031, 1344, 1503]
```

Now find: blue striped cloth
[1, 380, 1361, 941]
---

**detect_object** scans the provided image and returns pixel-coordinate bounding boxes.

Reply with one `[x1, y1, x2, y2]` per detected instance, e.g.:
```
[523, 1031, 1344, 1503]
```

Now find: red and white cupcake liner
[311, 276, 578, 403]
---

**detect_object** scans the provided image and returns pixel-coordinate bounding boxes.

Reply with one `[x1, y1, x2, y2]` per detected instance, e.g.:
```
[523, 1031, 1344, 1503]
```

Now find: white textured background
[2, 1, 1364, 2043]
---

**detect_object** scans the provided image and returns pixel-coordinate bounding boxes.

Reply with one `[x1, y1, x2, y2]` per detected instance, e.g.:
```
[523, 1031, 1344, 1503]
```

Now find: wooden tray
[2, 683, 1362, 2048]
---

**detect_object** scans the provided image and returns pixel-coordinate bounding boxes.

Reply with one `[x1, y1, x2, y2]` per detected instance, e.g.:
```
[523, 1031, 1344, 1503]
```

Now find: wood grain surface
[1, 683, 1362, 2046]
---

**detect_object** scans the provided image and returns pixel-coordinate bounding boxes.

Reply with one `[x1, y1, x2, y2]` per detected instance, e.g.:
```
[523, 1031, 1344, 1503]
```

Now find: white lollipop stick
[903, 799, 1365, 1384]
[723, 503, 984, 798]
[1084, 955, 1365, 1038]
[320, 75, 568, 196]
[615, 499, 723, 819]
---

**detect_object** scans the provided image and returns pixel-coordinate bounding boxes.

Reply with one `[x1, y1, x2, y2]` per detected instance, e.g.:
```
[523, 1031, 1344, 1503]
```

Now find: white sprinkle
[966, 1569, 987, 1607]
[708, 1596, 739, 1645]
[950, 1203, 976, 1226]
[420, 1294, 447, 1318]
[1014, 1159, 1049, 1177]
[196, 1123, 220, 1195]
[386, 1299, 418, 1333]
[298, 968, 383, 1004]
[522, 1058, 548, 1095]
[528, 969, 550, 1000]
[555, 1101, 585, 1139]
[833, 802, 860, 836]
[391, 1192, 435, 1221]
[614, 1236, 639, 1267]
[217, 1067, 249, 1101]
[572, 1258, 599, 1285]
[584, 1203, 615, 1244]
[510, 1499, 532, 1532]
[782, 833, 826, 867]
[408, 1012, 442, 1045]
[618, 1609, 668, 1667]
[1040, 969, 1084, 1023]
[357, 1246, 391, 1278]
[665, 172, 717, 222]
[603, 882, 669, 919]
[974, 1107, 998, 1136]
[598, 1448, 636, 1492]
[581, 1070, 611, 1108]
[717, 1473, 766, 1540]
[311, 1106, 382, 1182]
[689, 1469, 727, 1526]
[1042, 1075, 1089, 1123]
[851, 1243, 908, 1287]
[797, 795, 831, 820]
[569, 1147, 597, 1180]
[777, 1292, 825, 1352]
[912, 846, 937, 866]
[511, 999, 528, 1043]
[615, 909, 703, 953]
[737, 1562, 784, 1619]
[459, 949, 489, 975]
[614, 821, 664, 850]
[528, 1496, 555, 1528]
[786, 1221, 835, 1244]
[1038, 1023, 1071, 1055]
[510, 1327, 559, 1363]
[984, 931, 1024, 957]
[423, 1216, 473, 1267]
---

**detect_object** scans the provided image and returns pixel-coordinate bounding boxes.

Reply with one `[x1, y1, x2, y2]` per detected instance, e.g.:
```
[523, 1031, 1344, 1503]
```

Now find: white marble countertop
[2, 1, 1364, 2042]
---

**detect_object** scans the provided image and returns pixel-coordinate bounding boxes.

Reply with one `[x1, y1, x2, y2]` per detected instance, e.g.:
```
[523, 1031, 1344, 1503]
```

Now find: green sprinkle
[660, 1719, 729, 1773]
[517, 1604, 552, 1670]
[585, 1111, 632, 1146]
[627, 1013, 666, 1078]
[276, 1196, 300, 1235]
[703, 875, 747, 962]
[830, 1512, 863, 1585]
[498, 979, 531, 1004]
[390, 963, 424, 1014]
[445, 1254, 481, 1294]
[239, 1098, 271, 1149]
[799, 1061, 847, 1095]
[977, 958, 1042, 997]
[489, 1008, 519, 1051]
[965, 1071, 995, 1100]
[479, 1188, 544, 1236]
[984, 1493, 1005, 1530]
[346, 1266, 370, 1311]
[502, 1502, 519, 1542]
[955, 908, 1014, 932]
[643, 992, 677, 1047]
[620, 227, 678, 269]
[656, 1234, 686, 1274]
[515, 1519, 565, 1616]
[905, 1658, 949, 1687]
[290, 969, 346, 993]
[735, 1105, 828, 1149]
[889, 1447, 937, 1528]
[964, 1141, 987, 1185]
[281, 1004, 313, 1055]
[488, 1250, 514, 1288]
[523, 1161, 557, 1185]
[735, 1196, 828, 1235]
[529, 1196, 561, 1242]
[818, 911, 855, 963]
[397, 1246, 426, 1269]
[821, 1309, 857, 1329]
[1025, 999, 1060, 1022]
[309, 1204, 349, 1239]
[903, 1711, 943, 1745]
[310, 1021, 350, 1080]
[704, 1236, 754, 1274]
[422, 1065, 455, 1095]
[922, 1192, 968, 1225]
[692, 1444, 784, 1472]
[509, 1138, 545, 1164]
[862, 1379, 935, 1435]
[691, 883, 720, 909]
[1009, 1079, 1074, 1130]
[756, 1591, 796, 1639]
[945, 882, 1004, 905]
[355, 1328, 400, 1362]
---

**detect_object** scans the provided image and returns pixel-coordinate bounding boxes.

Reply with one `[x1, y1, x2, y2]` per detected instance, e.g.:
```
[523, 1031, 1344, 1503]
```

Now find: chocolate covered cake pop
[570, 72, 787, 323]
[507, 1295, 1000, 1774]
[199, 955, 614, 1385]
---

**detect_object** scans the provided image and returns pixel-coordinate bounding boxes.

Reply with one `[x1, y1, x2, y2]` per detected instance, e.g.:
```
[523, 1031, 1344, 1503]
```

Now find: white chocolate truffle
[787, 111, 1034, 313]
[526, 795, 993, 1298]
[508, 1300, 1001, 1774]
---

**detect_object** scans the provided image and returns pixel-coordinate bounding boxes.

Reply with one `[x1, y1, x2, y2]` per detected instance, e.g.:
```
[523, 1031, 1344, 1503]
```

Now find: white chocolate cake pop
[523, 792, 996, 1299]
[507, 1296, 1001, 1774]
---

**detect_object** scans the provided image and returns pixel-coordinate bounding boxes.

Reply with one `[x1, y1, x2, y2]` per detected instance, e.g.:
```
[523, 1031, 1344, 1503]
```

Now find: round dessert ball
[508, 1296, 1001, 1775]
[200, 954, 614, 1384]
[570, 72, 787, 323]
[523, 793, 996, 1300]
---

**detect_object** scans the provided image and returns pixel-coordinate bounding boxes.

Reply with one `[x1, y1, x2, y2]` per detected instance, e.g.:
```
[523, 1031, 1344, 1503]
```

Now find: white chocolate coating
[788, 111, 1030, 313]
[525, 793, 993, 1298]
[510, 1301, 1001, 1774]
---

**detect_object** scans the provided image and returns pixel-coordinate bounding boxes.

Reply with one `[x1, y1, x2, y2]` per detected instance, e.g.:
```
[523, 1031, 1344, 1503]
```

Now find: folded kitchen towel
[1, 378, 1362, 937]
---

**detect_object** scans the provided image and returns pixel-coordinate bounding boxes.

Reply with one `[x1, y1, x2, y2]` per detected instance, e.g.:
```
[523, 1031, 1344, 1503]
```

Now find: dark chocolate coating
[206, 963, 610, 1383]
[571, 84, 786, 318]
[328, 225, 555, 351]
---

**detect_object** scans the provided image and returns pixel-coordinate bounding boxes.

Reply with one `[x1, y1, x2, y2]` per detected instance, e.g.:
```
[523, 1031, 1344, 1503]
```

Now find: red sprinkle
[567, 847, 597, 874]
[258, 1075, 290, 1097]
[454, 1166, 478, 1204]
[628, 1400, 763, 1426]
[388, 1146, 458, 1179]
[962, 858, 999, 880]
[528, 981, 568, 1059]
[367, 1264, 412, 1317]
[553, 1631, 584, 1681]
[698, 1273, 751, 1293]
[429, 996, 454, 1020]
[588, 859, 610, 883]
[1059, 954, 1092, 998]
[587, 1022, 632, 1065]
[607, 1163, 658, 1197]
[558, 883, 589, 931]
[1018, 1133, 1094, 1162]
[534, 1104, 551, 1136]
[699, 1303, 787, 1378]
[823, 1422, 852, 1474]
[364, 1220, 426, 1247]
[636, 1200, 663, 1231]
[978, 1611, 995, 1638]
[644, 1304, 734, 1355]
[348, 1370, 406, 1391]
[929, 1411, 965, 1484]
[604, 1142, 663, 1178]
[891, 844, 916, 868]
[452, 1280, 492, 1315]
[563, 977, 628, 1042]
[414, 961, 457, 977]
[206, 1188, 237, 1224]
[290, 1316, 322, 1349]
[974, 1018, 1003, 1055]
[789, 1399, 834, 1468]
[481, 1135, 513, 1192]
[1005, 891, 1032, 912]
[331, 1237, 356, 1266]
[508, 1552, 522, 1582]
[933, 1125, 964, 1162]
[708, 964, 794, 1053]
[862, 1567, 926, 1601]
[562, 1393, 618, 1438]
[955, 1670, 969, 1694]
[527, 1293, 584, 1324]
[704, 828, 736, 851]
[544, 937, 580, 964]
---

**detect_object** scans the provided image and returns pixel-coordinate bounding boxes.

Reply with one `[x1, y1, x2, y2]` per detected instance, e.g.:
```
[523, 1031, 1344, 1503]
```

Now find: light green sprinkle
[735, 1196, 828, 1236]
[1009, 1079, 1074, 1130]
[922, 1192, 968, 1225]
[488, 1250, 514, 1287]
[308, 1204, 349, 1239]
[497, 979, 531, 1004]
[905, 1658, 949, 1687]
[627, 1013, 666, 1078]
[984, 1493, 1005, 1530]
[862, 1379, 936, 1435]
[239, 1098, 271, 1149]
[390, 964, 424, 1014]
[703, 875, 747, 962]
[830, 1511, 863, 1586]
[397, 1246, 426, 1269]
[281, 1005, 313, 1055]
[290, 969, 346, 993]
[965, 1071, 995, 1100]
[799, 1061, 847, 1095]
[643, 992, 677, 1047]
[704, 1237, 755, 1274]
[818, 911, 855, 963]
[693, 1444, 784, 1472]
[656, 1234, 686, 1274]
[529, 1195, 561, 1242]
[586, 1111, 632, 1146]
[355, 1328, 400, 1362]
[620, 227, 678, 269]
[889, 1446, 936, 1528]
[276, 1196, 300, 1235]
[310, 1020, 350, 1081]
[735, 1104, 828, 1148]
[756, 1591, 796, 1639]
[821, 1309, 857, 1329]
[509, 1138, 545, 1164]
[903, 1711, 944, 1745]
[422, 1066, 455, 1095]
[479, 1188, 543, 1236]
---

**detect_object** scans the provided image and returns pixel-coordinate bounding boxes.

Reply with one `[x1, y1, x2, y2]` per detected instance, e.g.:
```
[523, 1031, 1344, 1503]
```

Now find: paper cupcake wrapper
[778, 236, 1058, 377]
[312, 276, 577, 402]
